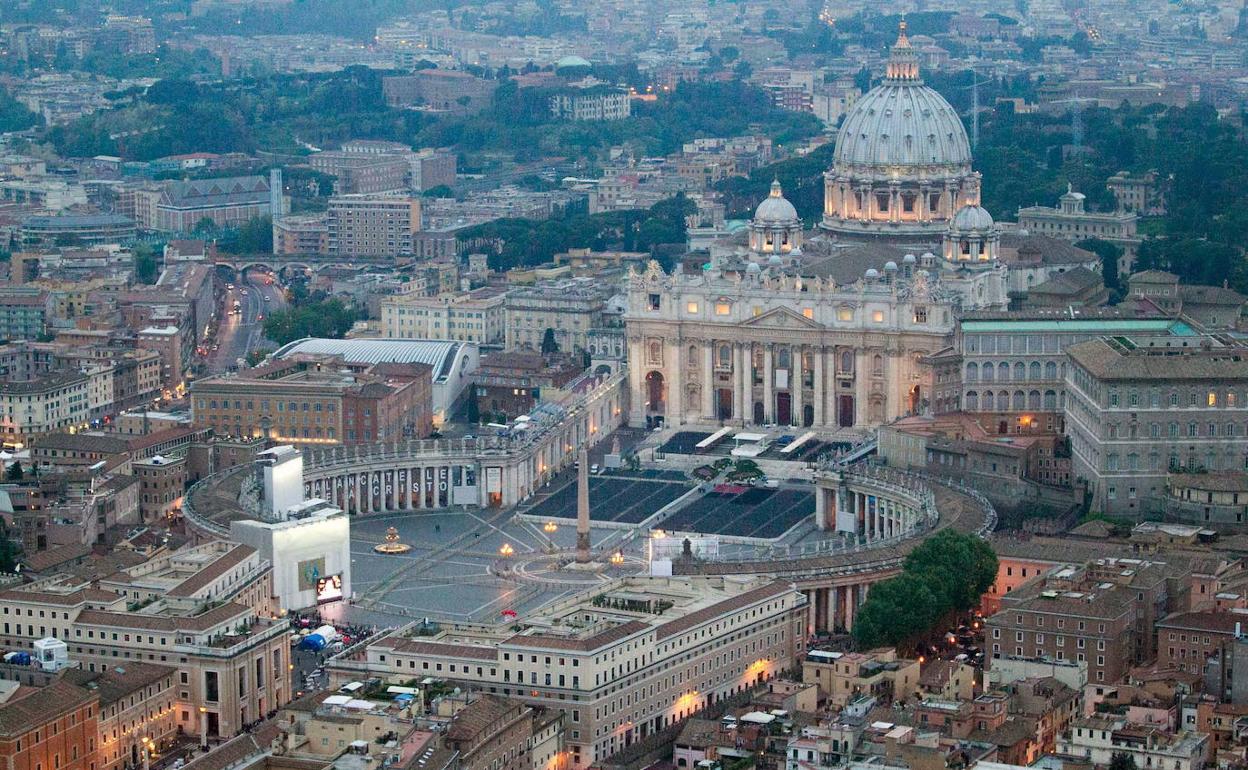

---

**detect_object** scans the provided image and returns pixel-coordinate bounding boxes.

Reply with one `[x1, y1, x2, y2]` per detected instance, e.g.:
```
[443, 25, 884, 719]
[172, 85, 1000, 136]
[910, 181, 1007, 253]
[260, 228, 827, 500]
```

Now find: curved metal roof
[272, 338, 469, 380]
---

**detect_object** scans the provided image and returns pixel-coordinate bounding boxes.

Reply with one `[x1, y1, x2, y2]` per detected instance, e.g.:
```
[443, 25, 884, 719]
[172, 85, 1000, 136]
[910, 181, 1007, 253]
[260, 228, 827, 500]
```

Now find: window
[837, 307, 853, 322]
[715, 303, 730, 316]
[802, 308, 814, 319]
[686, 302, 699, 314]
[871, 310, 885, 323]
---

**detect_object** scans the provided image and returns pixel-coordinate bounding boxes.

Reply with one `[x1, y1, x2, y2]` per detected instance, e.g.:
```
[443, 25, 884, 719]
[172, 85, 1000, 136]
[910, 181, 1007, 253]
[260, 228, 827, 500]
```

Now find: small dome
[903, 253, 917, 263]
[884, 261, 898, 271]
[767, 254, 783, 266]
[864, 268, 880, 279]
[921, 251, 936, 261]
[951, 204, 994, 232]
[746, 262, 762, 274]
[1017, 227, 1030, 236]
[754, 179, 799, 225]
[556, 55, 592, 69]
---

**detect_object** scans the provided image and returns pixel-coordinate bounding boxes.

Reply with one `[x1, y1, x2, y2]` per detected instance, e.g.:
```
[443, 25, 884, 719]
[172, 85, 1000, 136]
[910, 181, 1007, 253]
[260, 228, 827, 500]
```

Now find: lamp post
[198, 706, 208, 751]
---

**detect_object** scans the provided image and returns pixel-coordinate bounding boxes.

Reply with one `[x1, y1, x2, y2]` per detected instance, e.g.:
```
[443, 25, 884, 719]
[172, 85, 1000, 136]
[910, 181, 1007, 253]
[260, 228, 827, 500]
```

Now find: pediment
[739, 306, 823, 330]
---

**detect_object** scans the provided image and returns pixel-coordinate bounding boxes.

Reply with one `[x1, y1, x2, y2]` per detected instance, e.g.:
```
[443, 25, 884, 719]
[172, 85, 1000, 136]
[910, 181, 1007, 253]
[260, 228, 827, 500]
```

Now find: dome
[832, 25, 970, 175]
[951, 204, 994, 232]
[903, 253, 917, 263]
[556, 55, 592, 69]
[746, 262, 762, 274]
[884, 261, 898, 271]
[864, 268, 880, 279]
[754, 179, 799, 224]
[767, 254, 783, 266]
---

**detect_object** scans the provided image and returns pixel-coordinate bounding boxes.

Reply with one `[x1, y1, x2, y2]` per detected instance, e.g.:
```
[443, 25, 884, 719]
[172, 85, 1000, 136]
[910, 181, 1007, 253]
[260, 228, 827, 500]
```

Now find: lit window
[837, 308, 853, 322]
[686, 302, 699, 314]
[1208, 391, 1217, 407]
[872, 310, 885, 323]
[802, 308, 814, 319]
[715, 303, 731, 316]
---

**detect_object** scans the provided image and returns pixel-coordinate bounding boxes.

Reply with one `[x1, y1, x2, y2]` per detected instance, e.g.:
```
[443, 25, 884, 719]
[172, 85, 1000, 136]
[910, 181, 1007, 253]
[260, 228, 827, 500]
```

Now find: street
[207, 269, 289, 374]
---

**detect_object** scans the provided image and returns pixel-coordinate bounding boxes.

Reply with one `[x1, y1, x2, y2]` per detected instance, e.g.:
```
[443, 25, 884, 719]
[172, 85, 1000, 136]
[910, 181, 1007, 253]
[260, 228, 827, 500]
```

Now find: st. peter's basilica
[625, 24, 1100, 431]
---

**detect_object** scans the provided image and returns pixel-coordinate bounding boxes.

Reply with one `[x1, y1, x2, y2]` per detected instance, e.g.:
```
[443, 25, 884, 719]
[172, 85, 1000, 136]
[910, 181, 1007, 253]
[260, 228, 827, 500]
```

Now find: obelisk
[576, 446, 591, 563]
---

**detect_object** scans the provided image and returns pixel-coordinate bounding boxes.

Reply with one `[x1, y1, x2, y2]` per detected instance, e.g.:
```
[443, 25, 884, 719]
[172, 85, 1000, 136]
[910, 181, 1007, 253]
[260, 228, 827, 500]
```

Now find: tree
[466, 387, 480, 424]
[134, 245, 159, 284]
[1109, 753, 1137, 770]
[1074, 238, 1123, 296]
[262, 298, 357, 346]
[422, 185, 454, 198]
[540, 327, 560, 355]
[4, 462, 21, 481]
[852, 574, 941, 648]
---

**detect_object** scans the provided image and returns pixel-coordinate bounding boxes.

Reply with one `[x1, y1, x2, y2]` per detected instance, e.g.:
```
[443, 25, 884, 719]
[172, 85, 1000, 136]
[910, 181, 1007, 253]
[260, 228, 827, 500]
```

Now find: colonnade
[803, 583, 869, 634]
[814, 468, 932, 538]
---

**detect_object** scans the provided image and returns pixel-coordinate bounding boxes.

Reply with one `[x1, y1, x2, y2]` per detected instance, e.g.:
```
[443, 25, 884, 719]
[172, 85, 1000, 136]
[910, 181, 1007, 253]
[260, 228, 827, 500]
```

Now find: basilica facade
[624, 25, 1027, 432]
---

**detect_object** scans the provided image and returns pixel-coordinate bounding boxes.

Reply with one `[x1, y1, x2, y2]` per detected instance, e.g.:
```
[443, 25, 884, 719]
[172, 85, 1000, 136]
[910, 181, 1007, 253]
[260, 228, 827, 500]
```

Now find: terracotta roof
[21, 542, 92, 573]
[75, 601, 251, 632]
[445, 695, 525, 742]
[0, 679, 95, 736]
[63, 662, 176, 706]
[33, 432, 130, 454]
[1068, 338, 1248, 381]
[1156, 611, 1243, 634]
[657, 581, 793, 640]
[167, 544, 256, 597]
[383, 638, 499, 662]
[0, 586, 121, 606]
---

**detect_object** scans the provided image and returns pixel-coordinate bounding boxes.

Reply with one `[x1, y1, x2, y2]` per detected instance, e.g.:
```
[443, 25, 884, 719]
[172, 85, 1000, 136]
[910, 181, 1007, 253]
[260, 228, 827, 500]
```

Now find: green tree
[466, 387, 480, 424]
[1109, 753, 1137, 770]
[262, 298, 357, 345]
[4, 462, 21, 481]
[134, 245, 159, 284]
[904, 529, 998, 614]
[1074, 238, 1123, 295]
[852, 574, 941, 648]
[422, 185, 454, 198]
[540, 327, 560, 355]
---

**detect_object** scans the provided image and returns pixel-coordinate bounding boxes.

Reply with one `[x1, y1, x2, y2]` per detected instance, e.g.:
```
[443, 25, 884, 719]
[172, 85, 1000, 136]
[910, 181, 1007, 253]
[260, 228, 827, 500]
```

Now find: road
[207, 269, 288, 374]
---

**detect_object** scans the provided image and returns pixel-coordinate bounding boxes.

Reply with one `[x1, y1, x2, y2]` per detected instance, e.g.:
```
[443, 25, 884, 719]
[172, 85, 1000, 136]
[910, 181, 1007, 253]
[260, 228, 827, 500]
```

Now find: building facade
[380, 287, 507, 345]
[326, 196, 421, 257]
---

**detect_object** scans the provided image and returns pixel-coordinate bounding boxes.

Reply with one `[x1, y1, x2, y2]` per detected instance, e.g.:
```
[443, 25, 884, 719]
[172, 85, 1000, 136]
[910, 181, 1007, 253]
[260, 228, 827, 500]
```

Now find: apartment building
[0, 677, 99, 770]
[66, 663, 179, 770]
[1156, 612, 1243, 674]
[326, 196, 421, 257]
[1057, 716, 1209, 770]
[1064, 336, 1248, 516]
[272, 215, 329, 255]
[987, 558, 1174, 684]
[379, 286, 507, 344]
[309, 152, 410, 196]
[548, 88, 631, 121]
[0, 287, 53, 341]
[0, 371, 91, 447]
[133, 452, 187, 522]
[330, 576, 806, 769]
[800, 649, 920, 707]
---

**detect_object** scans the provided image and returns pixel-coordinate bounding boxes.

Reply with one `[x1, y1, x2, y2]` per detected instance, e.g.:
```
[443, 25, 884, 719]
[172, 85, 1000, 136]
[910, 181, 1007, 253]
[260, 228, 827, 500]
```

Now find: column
[740, 344, 752, 424]
[763, 346, 774, 424]
[702, 342, 715, 420]
[667, 341, 683, 425]
[814, 347, 826, 427]
[792, 346, 803, 428]
[627, 337, 644, 423]
[734, 344, 747, 422]
[845, 585, 856, 632]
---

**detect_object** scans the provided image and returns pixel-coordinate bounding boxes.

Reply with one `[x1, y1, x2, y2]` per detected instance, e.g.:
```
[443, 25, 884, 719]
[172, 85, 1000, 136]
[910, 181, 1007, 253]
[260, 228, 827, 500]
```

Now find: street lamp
[499, 543, 515, 557]
[609, 551, 625, 566]
[544, 521, 558, 533]
[198, 706, 208, 751]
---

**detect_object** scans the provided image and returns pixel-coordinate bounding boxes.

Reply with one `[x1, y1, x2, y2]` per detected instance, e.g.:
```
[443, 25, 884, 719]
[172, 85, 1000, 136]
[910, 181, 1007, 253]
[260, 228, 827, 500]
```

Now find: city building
[1064, 336, 1248, 516]
[329, 576, 806, 769]
[326, 195, 421, 257]
[1156, 611, 1241, 674]
[0, 676, 99, 770]
[382, 70, 499, 114]
[19, 214, 137, 247]
[506, 280, 608, 355]
[0, 371, 90, 447]
[800, 649, 921, 706]
[191, 356, 434, 445]
[1107, 170, 1165, 216]
[268, 337, 477, 427]
[1017, 186, 1140, 271]
[133, 453, 187, 522]
[986, 558, 1175, 684]
[409, 149, 456, 192]
[272, 215, 329, 255]
[154, 174, 278, 233]
[1127, 271, 1247, 331]
[1056, 716, 1209, 770]
[548, 87, 632, 121]
[444, 695, 564, 770]
[0, 287, 53, 341]
[1165, 472, 1248, 528]
[65, 663, 179, 770]
[380, 286, 507, 345]
[309, 152, 410, 195]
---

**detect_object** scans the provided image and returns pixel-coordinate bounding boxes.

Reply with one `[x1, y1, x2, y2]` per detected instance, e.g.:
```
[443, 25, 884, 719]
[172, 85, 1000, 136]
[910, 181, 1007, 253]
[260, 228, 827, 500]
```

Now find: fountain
[373, 526, 413, 555]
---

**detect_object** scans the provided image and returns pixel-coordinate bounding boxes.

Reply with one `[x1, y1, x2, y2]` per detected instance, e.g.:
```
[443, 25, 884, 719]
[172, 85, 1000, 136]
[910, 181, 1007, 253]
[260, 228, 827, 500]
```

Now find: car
[590, 464, 601, 474]
[264, 296, 271, 302]
[227, 283, 235, 290]
[257, 314, 264, 320]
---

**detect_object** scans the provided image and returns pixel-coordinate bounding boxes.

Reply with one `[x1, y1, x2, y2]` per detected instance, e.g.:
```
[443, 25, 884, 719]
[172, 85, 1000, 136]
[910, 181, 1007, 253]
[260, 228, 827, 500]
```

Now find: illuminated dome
[822, 21, 982, 239]
[749, 180, 803, 256]
[951, 204, 994, 232]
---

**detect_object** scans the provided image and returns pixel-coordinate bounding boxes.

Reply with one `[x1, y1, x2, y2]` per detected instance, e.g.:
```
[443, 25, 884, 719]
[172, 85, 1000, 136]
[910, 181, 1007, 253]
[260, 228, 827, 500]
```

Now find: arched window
[966, 362, 979, 382]
[982, 365, 994, 383]
[1013, 391, 1025, 410]
[1028, 390, 1040, 410]
[688, 345, 698, 366]
[718, 345, 732, 368]
[1045, 361, 1057, 380]
[966, 391, 979, 410]
[1029, 361, 1041, 380]
[648, 340, 661, 365]
[1014, 362, 1026, 381]
[1044, 390, 1056, 410]
[998, 391, 1010, 411]
[998, 362, 1010, 381]
[1150, 423, 1160, 439]
[873, 355, 884, 377]
[1169, 422, 1179, 439]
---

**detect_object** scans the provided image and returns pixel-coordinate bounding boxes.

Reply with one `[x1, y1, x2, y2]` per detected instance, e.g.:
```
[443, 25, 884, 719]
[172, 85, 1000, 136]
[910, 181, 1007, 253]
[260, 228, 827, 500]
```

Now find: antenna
[971, 60, 979, 150]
